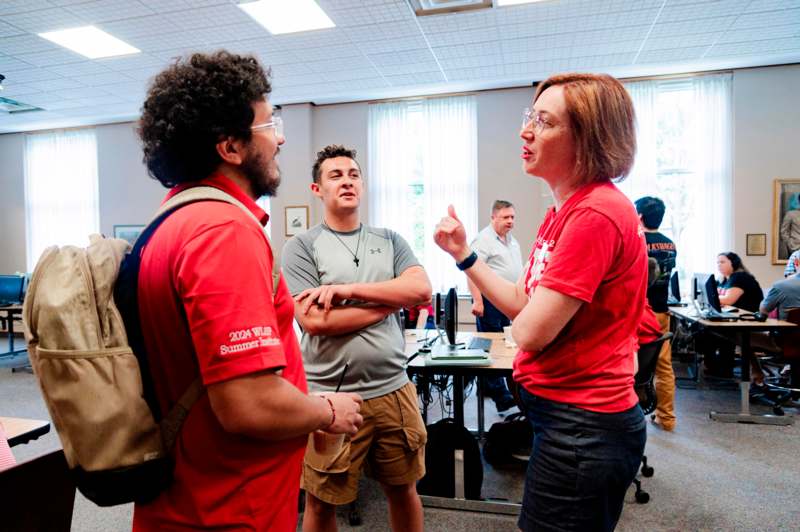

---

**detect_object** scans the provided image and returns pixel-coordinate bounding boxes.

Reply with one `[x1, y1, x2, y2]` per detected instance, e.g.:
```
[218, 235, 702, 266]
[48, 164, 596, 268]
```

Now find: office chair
[751, 308, 800, 415]
[631, 332, 672, 504]
[0, 449, 76, 531]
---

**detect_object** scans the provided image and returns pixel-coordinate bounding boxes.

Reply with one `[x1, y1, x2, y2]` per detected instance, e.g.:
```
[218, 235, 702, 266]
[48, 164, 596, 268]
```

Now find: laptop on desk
[696, 276, 739, 321]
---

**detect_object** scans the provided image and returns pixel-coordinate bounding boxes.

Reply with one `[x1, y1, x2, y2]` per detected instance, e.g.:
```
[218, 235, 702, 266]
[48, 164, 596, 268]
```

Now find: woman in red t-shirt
[435, 73, 647, 532]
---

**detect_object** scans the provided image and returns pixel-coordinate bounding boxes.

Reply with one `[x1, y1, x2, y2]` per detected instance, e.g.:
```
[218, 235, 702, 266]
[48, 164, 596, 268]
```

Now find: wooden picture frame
[772, 179, 800, 264]
[746, 233, 766, 256]
[284, 205, 309, 237]
[113, 224, 145, 246]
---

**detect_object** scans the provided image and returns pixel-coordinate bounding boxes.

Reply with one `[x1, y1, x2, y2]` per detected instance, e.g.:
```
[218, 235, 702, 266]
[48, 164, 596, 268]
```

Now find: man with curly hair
[135, 51, 363, 531]
[282, 145, 432, 532]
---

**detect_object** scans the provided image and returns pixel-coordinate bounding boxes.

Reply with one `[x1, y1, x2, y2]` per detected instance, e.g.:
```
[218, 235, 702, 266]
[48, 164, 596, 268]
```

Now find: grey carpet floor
[2, 342, 799, 531]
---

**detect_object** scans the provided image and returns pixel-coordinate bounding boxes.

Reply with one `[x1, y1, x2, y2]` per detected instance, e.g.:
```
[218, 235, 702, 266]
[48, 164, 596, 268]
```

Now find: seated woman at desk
[700, 252, 764, 378]
[716, 252, 763, 312]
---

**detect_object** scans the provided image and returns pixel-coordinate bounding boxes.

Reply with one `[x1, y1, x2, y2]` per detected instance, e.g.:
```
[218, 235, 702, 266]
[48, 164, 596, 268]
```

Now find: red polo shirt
[513, 181, 647, 413]
[133, 173, 307, 531]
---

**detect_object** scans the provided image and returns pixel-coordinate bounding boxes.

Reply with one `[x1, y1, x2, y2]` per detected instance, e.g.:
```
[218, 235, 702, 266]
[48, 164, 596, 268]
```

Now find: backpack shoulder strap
[156, 186, 281, 294]
[135, 186, 281, 449]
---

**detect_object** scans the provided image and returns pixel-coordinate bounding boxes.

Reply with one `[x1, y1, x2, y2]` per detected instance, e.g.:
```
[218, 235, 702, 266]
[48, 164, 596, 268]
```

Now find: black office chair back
[635, 333, 673, 415]
[0, 450, 76, 531]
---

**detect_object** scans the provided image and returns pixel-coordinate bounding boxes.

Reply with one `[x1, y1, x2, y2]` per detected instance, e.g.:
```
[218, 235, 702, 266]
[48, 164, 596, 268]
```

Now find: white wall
[97, 122, 164, 237]
[732, 64, 800, 287]
[1, 64, 798, 292]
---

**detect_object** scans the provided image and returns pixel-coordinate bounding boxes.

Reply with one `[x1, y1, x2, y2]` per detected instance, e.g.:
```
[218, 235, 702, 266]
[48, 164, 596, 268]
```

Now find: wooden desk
[0, 305, 25, 358]
[669, 306, 797, 425]
[405, 330, 520, 515]
[0, 416, 50, 447]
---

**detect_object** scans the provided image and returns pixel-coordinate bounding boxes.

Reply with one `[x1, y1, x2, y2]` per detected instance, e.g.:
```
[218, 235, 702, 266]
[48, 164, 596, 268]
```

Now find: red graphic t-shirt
[134, 174, 307, 531]
[513, 181, 647, 413]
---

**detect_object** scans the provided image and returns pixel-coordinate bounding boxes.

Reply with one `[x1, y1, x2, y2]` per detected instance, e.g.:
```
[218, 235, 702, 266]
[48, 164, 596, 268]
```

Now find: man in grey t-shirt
[282, 144, 431, 532]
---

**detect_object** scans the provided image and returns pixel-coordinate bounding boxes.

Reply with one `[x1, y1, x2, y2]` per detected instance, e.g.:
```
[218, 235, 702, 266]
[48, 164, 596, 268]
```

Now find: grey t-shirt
[760, 275, 800, 320]
[282, 223, 421, 399]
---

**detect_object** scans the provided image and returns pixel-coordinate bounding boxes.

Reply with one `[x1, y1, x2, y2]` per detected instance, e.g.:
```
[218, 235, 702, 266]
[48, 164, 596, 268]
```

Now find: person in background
[404, 304, 435, 330]
[636, 258, 665, 376]
[717, 252, 763, 312]
[700, 252, 763, 379]
[634, 196, 677, 431]
[283, 144, 431, 532]
[759, 270, 800, 388]
[135, 51, 362, 531]
[435, 73, 647, 532]
[783, 249, 800, 277]
[467, 199, 522, 412]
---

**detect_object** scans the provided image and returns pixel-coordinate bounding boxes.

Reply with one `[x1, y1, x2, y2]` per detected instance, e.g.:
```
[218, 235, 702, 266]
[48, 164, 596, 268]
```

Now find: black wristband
[456, 251, 478, 271]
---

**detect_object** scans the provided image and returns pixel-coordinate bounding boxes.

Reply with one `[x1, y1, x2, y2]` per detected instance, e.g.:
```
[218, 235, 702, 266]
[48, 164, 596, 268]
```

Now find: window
[620, 74, 732, 295]
[368, 95, 478, 293]
[24, 129, 100, 271]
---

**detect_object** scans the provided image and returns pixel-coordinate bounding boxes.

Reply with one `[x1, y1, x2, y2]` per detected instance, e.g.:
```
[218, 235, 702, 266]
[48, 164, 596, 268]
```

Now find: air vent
[407, 0, 492, 16]
[0, 96, 43, 114]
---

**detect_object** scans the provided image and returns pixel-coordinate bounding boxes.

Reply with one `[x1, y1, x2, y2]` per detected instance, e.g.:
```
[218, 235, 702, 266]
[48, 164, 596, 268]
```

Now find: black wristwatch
[456, 251, 478, 271]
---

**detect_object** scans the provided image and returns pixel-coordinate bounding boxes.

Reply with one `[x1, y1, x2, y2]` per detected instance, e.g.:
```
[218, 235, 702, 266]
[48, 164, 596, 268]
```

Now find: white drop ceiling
[0, 0, 798, 134]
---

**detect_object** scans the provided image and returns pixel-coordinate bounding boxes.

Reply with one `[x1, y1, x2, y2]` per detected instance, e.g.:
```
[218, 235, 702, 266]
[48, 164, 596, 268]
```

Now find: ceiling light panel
[38, 26, 141, 59]
[239, 0, 335, 35]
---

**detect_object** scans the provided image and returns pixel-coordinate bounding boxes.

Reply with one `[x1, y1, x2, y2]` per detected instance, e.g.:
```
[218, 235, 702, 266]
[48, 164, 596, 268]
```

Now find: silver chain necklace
[322, 221, 362, 267]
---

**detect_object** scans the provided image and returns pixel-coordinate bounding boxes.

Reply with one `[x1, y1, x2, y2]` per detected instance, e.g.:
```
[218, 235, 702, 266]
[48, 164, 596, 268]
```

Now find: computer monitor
[443, 287, 458, 346]
[703, 274, 724, 313]
[669, 271, 680, 301]
[0, 275, 24, 305]
[434, 292, 443, 328]
[692, 273, 711, 308]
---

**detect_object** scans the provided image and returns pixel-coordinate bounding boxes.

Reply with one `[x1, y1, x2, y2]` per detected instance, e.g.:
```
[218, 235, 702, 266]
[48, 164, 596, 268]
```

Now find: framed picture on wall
[772, 179, 800, 264]
[746, 233, 766, 256]
[113, 224, 145, 246]
[284, 206, 309, 237]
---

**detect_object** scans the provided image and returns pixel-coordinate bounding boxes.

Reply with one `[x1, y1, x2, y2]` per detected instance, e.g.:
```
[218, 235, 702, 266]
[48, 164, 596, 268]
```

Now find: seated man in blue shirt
[758, 271, 800, 388]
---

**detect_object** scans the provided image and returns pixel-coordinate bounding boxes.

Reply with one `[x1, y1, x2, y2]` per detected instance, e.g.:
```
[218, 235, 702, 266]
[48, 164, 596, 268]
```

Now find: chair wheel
[773, 406, 785, 416]
[635, 490, 650, 504]
[641, 465, 654, 477]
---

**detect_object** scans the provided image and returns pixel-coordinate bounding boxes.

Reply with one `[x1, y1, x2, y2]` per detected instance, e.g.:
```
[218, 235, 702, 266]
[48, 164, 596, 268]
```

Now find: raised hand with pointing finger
[434, 205, 472, 262]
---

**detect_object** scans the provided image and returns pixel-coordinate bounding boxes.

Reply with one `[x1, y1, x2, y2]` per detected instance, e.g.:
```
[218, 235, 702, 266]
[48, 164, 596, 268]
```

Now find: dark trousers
[518, 389, 646, 532]
[476, 297, 513, 405]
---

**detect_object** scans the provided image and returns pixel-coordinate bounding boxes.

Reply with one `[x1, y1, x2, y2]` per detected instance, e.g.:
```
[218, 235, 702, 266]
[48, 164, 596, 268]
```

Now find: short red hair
[534, 73, 636, 184]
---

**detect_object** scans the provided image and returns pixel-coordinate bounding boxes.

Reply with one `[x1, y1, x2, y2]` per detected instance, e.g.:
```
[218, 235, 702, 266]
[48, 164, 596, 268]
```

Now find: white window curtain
[369, 96, 477, 294]
[621, 74, 732, 287]
[24, 128, 100, 271]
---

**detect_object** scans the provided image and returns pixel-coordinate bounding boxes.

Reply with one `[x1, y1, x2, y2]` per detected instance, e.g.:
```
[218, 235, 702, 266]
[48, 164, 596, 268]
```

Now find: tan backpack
[23, 186, 278, 506]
